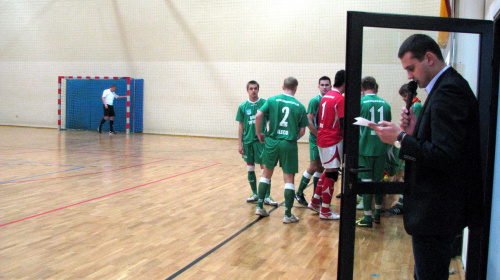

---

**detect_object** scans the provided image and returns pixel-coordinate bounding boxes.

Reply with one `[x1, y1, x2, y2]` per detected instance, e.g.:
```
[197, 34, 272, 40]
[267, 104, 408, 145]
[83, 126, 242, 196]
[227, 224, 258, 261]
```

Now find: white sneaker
[356, 199, 364, 210]
[307, 202, 320, 213]
[283, 214, 300, 224]
[247, 194, 258, 203]
[320, 210, 340, 220]
[264, 197, 278, 206]
[255, 207, 269, 217]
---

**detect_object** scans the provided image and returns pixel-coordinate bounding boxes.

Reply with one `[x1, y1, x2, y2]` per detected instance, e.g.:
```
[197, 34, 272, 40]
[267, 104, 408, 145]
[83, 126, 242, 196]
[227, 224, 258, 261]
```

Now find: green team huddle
[236, 76, 417, 226]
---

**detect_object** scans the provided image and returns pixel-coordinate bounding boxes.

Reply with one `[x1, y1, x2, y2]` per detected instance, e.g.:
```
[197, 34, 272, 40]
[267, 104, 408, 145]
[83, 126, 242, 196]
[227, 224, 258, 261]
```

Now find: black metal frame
[338, 11, 496, 280]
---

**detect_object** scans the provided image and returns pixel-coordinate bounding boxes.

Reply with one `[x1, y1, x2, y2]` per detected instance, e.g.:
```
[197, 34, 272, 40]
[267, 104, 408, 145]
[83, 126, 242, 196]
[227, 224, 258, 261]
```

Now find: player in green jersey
[294, 76, 330, 206]
[356, 76, 392, 227]
[254, 77, 310, 224]
[385, 83, 424, 215]
[399, 83, 423, 118]
[236, 81, 278, 206]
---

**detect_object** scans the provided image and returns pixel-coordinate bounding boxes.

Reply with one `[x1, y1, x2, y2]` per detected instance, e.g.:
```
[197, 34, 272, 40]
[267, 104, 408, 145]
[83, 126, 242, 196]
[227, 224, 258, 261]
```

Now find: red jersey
[317, 89, 344, 147]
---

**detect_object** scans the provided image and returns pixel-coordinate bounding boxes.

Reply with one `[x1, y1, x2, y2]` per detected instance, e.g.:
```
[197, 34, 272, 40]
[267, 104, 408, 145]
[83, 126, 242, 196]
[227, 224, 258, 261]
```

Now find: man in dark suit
[370, 34, 483, 280]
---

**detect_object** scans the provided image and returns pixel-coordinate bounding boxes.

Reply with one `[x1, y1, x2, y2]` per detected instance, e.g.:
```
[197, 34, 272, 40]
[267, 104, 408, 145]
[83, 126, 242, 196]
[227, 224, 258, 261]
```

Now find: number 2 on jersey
[280, 106, 289, 127]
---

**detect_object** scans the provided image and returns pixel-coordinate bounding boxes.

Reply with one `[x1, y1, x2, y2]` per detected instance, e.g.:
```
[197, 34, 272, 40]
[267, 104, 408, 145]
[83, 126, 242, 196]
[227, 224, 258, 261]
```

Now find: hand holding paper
[353, 117, 380, 127]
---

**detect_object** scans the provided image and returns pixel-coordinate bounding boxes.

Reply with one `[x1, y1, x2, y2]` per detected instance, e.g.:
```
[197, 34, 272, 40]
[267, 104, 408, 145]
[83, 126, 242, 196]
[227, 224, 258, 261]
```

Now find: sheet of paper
[353, 117, 379, 127]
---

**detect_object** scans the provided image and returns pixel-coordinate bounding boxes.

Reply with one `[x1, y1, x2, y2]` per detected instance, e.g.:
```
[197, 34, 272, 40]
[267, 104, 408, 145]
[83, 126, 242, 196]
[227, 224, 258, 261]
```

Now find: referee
[98, 85, 126, 134]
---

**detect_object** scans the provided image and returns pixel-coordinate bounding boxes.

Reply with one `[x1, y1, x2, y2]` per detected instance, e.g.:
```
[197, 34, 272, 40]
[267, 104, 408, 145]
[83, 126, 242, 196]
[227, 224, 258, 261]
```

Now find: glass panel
[352, 27, 481, 279]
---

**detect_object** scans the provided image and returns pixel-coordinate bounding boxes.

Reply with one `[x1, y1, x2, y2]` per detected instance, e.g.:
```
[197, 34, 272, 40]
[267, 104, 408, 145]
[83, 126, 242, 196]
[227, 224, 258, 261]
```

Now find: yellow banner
[438, 0, 451, 49]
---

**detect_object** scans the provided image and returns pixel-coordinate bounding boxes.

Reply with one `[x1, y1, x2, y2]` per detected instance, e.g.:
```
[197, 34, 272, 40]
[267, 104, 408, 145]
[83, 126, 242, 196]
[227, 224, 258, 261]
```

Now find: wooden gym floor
[0, 126, 464, 279]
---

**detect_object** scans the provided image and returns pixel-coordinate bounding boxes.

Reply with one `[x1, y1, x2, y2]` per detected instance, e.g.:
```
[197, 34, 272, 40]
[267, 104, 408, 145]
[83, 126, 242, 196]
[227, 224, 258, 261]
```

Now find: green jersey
[236, 98, 266, 145]
[259, 93, 309, 141]
[413, 101, 423, 118]
[307, 94, 322, 143]
[359, 94, 392, 156]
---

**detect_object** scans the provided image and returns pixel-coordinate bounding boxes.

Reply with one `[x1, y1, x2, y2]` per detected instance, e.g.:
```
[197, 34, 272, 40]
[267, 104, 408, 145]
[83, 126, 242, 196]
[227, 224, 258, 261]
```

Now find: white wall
[0, 0, 440, 139]
[487, 74, 500, 279]
[486, 0, 500, 20]
[485, 1, 500, 280]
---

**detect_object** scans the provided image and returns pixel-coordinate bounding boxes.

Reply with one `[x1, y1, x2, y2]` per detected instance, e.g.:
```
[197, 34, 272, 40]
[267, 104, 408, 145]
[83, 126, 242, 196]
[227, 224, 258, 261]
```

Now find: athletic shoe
[97, 127, 102, 133]
[356, 217, 373, 228]
[307, 202, 320, 213]
[294, 193, 308, 206]
[356, 199, 364, 210]
[320, 210, 340, 220]
[386, 204, 403, 215]
[246, 194, 258, 203]
[283, 214, 300, 224]
[372, 213, 381, 224]
[109, 131, 117, 134]
[264, 197, 278, 206]
[255, 207, 269, 217]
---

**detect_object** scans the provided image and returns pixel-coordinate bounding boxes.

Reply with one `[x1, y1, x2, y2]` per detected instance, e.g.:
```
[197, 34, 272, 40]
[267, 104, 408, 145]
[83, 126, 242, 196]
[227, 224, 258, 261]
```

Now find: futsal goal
[58, 76, 144, 134]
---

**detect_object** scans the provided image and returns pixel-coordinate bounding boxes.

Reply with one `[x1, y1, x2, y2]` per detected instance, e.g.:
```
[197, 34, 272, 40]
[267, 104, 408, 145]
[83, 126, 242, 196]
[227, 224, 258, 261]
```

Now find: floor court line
[0, 158, 182, 185]
[165, 202, 284, 280]
[0, 163, 220, 228]
[0, 145, 222, 163]
[0, 159, 86, 184]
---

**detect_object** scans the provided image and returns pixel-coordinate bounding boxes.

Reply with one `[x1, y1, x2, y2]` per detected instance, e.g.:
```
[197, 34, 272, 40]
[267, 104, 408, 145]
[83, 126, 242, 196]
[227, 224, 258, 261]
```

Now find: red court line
[0, 158, 173, 185]
[0, 162, 220, 228]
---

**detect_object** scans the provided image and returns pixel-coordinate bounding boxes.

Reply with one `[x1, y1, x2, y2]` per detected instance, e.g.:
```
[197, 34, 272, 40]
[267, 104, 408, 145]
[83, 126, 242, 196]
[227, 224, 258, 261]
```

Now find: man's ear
[424, 51, 436, 66]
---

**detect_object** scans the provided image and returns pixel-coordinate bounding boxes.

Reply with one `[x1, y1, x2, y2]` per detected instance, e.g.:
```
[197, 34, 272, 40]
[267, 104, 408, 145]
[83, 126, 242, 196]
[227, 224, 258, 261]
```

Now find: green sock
[284, 189, 295, 217]
[313, 176, 320, 192]
[375, 194, 383, 208]
[248, 171, 257, 194]
[265, 179, 271, 198]
[362, 194, 373, 212]
[374, 194, 383, 217]
[296, 174, 311, 195]
[257, 182, 269, 209]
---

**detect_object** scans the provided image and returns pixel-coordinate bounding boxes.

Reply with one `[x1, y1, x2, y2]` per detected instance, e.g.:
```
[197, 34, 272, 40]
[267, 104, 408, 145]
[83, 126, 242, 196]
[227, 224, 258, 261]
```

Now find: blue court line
[0, 159, 85, 184]
[0, 163, 26, 168]
[165, 202, 285, 280]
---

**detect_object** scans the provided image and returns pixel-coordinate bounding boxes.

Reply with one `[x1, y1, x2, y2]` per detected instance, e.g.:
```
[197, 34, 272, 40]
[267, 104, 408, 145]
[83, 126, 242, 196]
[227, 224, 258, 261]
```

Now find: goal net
[58, 76, 143, 134]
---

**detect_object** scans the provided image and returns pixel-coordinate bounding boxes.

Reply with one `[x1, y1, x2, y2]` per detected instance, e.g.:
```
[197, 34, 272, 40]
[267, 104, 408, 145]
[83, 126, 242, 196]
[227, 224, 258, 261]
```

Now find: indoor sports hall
[1, 1, 500, 279]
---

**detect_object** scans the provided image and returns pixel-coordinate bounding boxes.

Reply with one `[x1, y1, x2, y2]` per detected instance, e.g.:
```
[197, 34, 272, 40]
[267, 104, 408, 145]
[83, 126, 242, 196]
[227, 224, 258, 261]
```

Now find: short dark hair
[361, 76, 377, 91]
[283, 77, 298, 90]
[110, 84, 117, 88]
[399, 83, 418, 97]
[318, 76, 331, 85]
[333, 70, 345, 88]
[247, 80, 259, 90]
[398, 34, 444, 62]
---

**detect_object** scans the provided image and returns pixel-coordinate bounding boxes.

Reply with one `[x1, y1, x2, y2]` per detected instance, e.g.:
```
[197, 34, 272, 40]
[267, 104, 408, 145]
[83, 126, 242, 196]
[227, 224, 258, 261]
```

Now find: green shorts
[262, 138, 298, 174]
[384, 146, 403, 176]
[358, 155, 386, 182]
[309, 135, 320, 162]
[242, 141, 264, 164]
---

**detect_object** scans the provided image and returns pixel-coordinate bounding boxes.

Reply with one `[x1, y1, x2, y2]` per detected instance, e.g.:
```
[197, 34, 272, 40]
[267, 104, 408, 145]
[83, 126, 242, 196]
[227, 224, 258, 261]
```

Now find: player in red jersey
[308, 70, 345, 220]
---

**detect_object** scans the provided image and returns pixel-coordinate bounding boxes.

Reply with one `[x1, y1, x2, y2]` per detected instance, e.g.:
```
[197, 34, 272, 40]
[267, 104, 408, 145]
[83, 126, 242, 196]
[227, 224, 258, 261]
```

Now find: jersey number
[280, 107, 290, 127]
[369, 106, 384, 135]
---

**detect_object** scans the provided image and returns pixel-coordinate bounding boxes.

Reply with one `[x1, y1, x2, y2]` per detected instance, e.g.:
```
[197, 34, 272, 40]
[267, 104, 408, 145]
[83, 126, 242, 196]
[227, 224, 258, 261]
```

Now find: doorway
[337, 11, 496, 280]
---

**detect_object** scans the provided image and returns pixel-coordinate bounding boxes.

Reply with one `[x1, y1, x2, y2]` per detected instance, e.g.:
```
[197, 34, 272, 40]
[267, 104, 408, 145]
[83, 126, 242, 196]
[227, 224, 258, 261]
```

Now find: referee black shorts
[103, 105, 115, 117]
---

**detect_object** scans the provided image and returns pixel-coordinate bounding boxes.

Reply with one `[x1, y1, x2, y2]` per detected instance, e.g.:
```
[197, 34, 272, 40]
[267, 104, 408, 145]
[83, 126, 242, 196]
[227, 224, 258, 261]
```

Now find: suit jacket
[399, 67, 484, 236]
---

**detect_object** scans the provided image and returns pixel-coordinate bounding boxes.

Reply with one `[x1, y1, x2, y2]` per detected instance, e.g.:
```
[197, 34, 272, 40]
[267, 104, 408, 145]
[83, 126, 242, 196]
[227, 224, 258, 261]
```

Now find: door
[338, 12, 496, 280]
